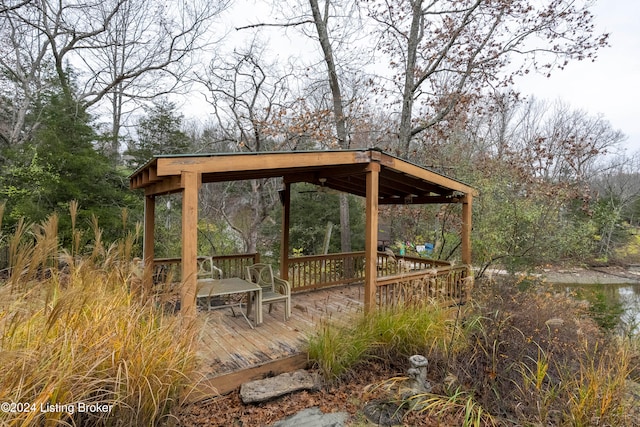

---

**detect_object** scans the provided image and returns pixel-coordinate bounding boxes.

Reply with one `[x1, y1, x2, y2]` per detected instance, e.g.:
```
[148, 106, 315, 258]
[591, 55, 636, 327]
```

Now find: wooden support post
[461, 194, 473, 265]
[364, 162, 380, 313]
[142, 195, 155, 295]
[181, 171, 200, 319]
[280, 183, 291, 280]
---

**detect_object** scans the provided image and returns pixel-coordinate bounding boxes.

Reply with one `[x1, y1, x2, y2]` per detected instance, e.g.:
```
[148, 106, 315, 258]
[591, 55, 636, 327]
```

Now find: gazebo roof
[129, 149, 476, 203]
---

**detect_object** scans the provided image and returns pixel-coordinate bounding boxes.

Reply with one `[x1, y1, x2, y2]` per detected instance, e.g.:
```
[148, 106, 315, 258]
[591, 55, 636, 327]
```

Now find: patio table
[197, 277, 263, 328]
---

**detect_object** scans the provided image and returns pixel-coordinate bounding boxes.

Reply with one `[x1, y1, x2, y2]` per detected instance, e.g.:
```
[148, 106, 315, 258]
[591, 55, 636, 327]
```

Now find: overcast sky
[514, 0, 640, 154]
[209, 0, 639, 154]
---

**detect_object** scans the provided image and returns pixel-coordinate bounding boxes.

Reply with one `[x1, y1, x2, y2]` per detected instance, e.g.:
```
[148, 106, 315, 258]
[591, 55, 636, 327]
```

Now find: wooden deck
[172, 255, 472, 399]
[191, 284, 364, 397]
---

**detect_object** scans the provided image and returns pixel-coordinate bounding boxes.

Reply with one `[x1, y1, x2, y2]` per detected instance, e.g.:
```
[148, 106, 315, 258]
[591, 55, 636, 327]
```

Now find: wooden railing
[375, 265, 472, 308]
[151, 252, 471, 308]
[375, 253, 451, 277]
[286, 252, 452, 292]
[287, 252, 366, 292]
[152, 253, 260, 283]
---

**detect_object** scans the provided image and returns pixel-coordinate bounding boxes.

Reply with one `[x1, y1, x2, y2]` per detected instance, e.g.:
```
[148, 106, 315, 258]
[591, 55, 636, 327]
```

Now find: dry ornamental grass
[0, 208, 198, 426]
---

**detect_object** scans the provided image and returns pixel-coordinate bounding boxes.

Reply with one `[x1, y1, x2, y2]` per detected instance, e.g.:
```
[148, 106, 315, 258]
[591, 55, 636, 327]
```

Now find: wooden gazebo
[129, 149, 476, 318]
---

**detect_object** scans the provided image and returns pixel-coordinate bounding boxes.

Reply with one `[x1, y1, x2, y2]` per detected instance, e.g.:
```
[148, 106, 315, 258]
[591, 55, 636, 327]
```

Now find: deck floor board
[195, 284, 364, 379]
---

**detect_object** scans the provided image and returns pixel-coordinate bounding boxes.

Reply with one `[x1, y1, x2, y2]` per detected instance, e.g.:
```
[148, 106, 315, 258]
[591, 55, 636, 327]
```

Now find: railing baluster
[374, 265, 472, 308]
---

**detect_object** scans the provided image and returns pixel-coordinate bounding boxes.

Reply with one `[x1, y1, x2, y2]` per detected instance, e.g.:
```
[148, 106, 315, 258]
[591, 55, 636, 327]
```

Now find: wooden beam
[130, 161, 159, 189]
[144, 175, 183, 196]
[379, 170, 444, 195]
[186, 354, 309, 400]
[129, 174, 139, 190]
[200, 170, 278, 183]
[378, 195, 460, 205]
[321, 177, 367, 197]
[364, 162, 380, 313]
[283, 172, 316, 185]
[461, 194, 472, 265]
[284, 164, 370, 184]
[140, 166, 158, 187]
[142, 195, 155, 295]
[131, 151, 477, 209]
[181, 171, 200, 320]
[156, 151, 367, 177]
[280, 183, 291, 280]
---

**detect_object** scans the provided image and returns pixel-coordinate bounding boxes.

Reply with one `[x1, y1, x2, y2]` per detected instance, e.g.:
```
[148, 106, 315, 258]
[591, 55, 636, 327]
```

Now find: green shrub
[581, 289, 624, 332]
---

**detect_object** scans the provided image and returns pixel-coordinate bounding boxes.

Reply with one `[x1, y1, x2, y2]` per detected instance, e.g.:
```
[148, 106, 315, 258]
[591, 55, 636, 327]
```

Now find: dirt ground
[176, 359, 452, 426]
[178, 361, 462, 427]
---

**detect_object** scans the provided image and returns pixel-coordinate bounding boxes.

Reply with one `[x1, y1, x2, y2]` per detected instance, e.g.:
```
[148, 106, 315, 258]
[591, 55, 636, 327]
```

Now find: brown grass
[443, 276, 634, 426]
[0, 209, 198, 426]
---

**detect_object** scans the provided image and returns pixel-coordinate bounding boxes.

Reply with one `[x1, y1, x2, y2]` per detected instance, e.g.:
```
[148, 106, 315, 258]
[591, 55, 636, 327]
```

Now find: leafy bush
[580, 289, 625, 332]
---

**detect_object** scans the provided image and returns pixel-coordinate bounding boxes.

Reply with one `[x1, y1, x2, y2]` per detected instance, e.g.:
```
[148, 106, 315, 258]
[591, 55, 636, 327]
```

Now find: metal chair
[197, 256, 227, 312]
[245, 263, 291, 321]
[197, 256, 223, 280]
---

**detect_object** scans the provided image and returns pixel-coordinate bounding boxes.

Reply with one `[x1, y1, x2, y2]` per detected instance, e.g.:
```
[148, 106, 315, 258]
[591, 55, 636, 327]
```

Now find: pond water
[553, 282, 640, 337]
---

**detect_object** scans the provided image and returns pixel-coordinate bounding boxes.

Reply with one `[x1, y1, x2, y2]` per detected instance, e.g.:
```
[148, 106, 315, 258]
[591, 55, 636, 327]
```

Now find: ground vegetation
[178, 274, 639, 426]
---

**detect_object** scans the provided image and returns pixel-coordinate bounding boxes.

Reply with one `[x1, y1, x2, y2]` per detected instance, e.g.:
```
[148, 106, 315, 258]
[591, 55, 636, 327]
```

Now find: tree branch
[235, 20, 313, 31]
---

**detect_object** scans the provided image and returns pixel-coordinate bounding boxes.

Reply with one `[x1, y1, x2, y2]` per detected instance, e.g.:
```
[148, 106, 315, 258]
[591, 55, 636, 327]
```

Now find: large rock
[271, 407, 348, 427]
[240, 369, 320, 404]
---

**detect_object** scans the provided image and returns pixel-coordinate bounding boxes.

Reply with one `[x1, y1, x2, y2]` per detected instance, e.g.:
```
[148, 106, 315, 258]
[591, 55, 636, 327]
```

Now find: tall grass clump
[0, 209, 198, 426]
[365, 375, 495, 427]
[307, 319, 374, 382]
[562, 343, 630, 426]
[447, 276, 635, 426]
[307, 300, 464, 383]
[411, 389, 494, 427]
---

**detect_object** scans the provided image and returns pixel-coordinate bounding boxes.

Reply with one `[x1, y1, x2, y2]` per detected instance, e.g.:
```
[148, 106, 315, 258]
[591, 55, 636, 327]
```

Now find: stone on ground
[240, 369, 319, 404]
[270, 407, 348, 427]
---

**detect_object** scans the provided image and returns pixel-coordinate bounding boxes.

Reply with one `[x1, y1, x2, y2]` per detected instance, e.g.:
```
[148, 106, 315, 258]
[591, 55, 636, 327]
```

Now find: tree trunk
[339, 193, 352, 251]
[309, 0, 352, 254]
[398, 0, 423, 157]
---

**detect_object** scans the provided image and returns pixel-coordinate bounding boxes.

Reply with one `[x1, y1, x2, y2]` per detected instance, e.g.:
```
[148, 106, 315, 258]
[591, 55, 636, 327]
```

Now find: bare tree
[591, 151, 640, 256]
[316, 0, 359, 254]
[197, 43, 291, 152]
[0, 0, 53, 145]
[498, 99, 625, 195]
[0, 0, 228, 152]
[196, 43, 291, 252]
[0, 0, 32, 14]
[365, 0, 609, 157]
[302, 0, 368, 254]
[308, 0, 349, 149]
[237, 0, 368, 254]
